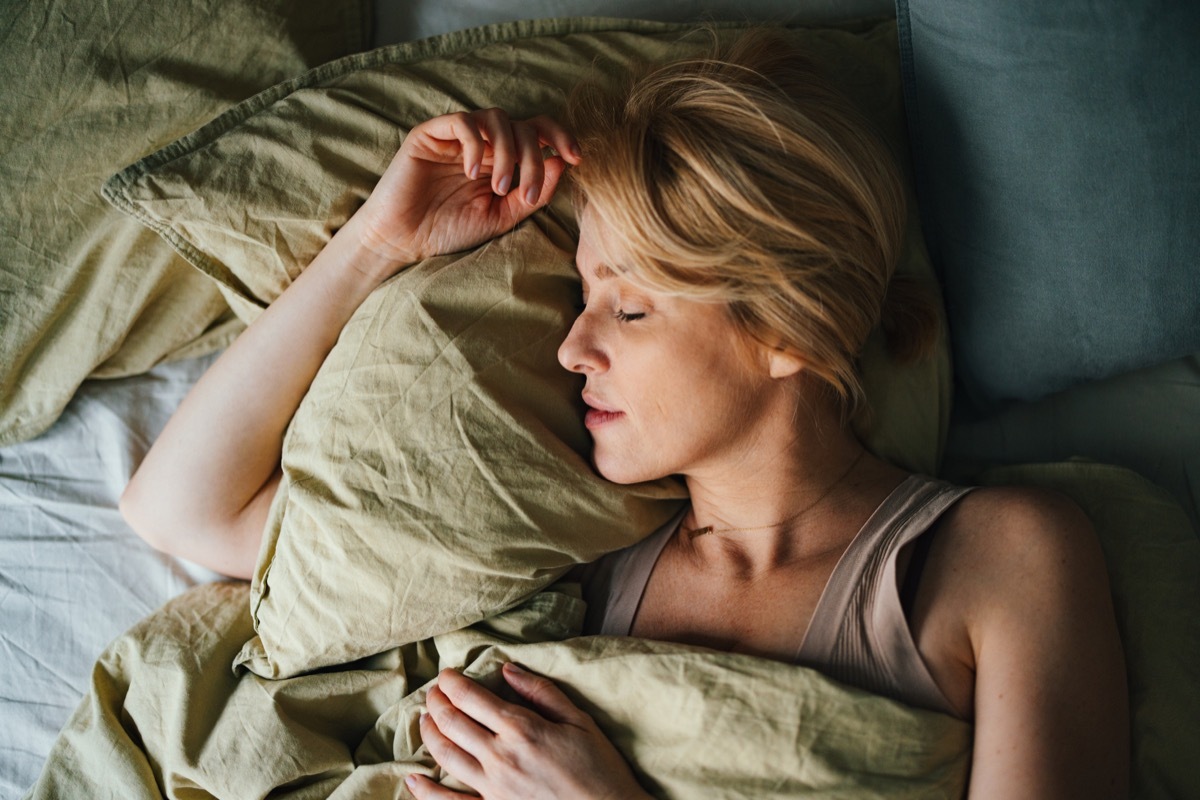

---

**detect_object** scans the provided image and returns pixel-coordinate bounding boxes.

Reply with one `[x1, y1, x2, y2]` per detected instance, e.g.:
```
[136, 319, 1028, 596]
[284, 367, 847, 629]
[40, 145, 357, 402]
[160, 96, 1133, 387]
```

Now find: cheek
[588, 329, 767, 481]
[667, 353, 771, 446]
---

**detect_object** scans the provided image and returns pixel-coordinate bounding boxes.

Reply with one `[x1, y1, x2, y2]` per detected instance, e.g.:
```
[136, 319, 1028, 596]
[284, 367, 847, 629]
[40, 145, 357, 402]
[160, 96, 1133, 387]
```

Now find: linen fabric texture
[105, 17, 953, 676]
[28, 460, 1199, 797]
[0, 0, 371, 445]
[28, 580, 972, 799]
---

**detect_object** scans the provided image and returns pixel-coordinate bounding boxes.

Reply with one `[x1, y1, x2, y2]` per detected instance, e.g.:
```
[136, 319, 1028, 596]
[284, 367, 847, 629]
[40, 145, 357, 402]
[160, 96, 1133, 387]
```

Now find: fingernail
[525, 186, 539, 205]
[497, 174, 511, 195]
[506, 662, 526, 674]
[570, 143, 582, 159]
[469, 162, 480, 180]
[405, 775, 418, 790]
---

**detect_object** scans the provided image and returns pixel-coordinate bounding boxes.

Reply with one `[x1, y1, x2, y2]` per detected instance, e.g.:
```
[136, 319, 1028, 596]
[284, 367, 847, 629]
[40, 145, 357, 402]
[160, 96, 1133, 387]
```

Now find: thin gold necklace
[684, 449, 866, 538]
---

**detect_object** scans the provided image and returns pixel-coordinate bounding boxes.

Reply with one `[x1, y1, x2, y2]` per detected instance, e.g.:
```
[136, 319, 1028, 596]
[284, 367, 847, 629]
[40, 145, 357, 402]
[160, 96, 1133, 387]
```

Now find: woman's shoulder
[925, 482, 1111, 639]
[921, 482, 1129, 793]
[905, 482, 1115, 719]
[937, 483, 1098, 572]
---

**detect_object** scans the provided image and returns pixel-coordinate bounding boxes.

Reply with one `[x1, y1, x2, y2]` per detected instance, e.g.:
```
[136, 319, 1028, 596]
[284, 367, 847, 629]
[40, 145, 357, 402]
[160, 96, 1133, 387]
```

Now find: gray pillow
[896, 0, 1200, 407]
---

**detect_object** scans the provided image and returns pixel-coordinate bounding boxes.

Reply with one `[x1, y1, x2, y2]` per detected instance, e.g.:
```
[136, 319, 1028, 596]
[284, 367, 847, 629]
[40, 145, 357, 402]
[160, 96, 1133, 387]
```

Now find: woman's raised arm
[120, 110, 580, 578]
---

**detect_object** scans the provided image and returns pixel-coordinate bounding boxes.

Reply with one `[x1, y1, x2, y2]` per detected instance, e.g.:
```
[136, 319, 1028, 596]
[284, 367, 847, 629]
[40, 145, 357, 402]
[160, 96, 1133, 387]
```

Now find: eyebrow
[576, 262, 618, 288]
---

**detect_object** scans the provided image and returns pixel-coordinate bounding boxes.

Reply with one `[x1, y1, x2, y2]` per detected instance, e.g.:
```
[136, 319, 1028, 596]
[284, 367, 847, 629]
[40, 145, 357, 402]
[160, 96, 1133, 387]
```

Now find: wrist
[340, 213, 418, 285]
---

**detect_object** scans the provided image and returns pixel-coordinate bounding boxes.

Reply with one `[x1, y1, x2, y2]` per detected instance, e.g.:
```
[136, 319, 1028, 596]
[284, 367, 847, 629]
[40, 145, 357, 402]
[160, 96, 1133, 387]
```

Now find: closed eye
[614, 310, 645, 322]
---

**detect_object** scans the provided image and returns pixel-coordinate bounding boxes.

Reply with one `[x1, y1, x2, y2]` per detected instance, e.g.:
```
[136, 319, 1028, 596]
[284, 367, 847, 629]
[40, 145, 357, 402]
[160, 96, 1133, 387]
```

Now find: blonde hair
[566, 27, 937, 417]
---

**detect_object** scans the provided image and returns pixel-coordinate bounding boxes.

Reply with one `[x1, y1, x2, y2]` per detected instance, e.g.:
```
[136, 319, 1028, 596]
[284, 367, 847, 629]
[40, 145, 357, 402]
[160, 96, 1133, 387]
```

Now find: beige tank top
[580, 474, 972, 716]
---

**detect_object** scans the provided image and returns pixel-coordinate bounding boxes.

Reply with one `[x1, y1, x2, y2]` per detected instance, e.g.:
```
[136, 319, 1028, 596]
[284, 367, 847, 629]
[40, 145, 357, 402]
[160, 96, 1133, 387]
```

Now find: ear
[766, 348, 805, 379]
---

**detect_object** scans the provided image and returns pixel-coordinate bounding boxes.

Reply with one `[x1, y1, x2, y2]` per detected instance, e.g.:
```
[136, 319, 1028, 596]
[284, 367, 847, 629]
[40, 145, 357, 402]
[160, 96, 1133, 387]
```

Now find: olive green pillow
[105, 17, 952, 676]
[0, 0, 370, 446]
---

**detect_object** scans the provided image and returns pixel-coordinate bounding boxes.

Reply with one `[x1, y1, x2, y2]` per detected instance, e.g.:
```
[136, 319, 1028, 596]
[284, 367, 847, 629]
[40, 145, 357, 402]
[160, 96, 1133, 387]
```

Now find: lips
[582, 393, 624, 430]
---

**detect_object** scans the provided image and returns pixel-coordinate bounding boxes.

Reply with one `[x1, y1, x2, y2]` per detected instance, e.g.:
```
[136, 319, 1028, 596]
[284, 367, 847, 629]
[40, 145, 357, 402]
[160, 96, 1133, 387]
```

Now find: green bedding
[29, 460, 1200, 798]
[0, 0, 369, 445]
[26, 581, 970, 799]
[18, 7, 1198, 796]
[101, 15, 953, 679]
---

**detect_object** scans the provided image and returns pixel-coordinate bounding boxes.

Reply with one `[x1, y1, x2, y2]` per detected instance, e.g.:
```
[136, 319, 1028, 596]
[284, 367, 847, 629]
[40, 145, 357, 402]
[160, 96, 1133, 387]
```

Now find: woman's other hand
[407, 664, 652, 800]
[355, 109, 581, 279]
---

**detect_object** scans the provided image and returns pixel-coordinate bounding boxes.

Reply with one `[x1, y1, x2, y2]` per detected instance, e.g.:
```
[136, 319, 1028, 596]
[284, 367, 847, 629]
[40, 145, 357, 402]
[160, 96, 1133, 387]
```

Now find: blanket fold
[28, 582, 970, 799]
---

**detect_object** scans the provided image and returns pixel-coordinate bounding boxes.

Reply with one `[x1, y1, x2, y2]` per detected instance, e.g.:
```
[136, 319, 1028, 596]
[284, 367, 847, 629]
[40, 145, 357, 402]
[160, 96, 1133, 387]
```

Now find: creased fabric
[101, 16, 953, 678]
[27, 581, 971, 799]
[0, 0, 370, 445]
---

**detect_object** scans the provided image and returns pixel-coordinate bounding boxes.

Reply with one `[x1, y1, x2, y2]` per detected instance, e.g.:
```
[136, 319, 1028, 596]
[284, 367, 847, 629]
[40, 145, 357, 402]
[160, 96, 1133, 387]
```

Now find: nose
[557, 310, 609, 374]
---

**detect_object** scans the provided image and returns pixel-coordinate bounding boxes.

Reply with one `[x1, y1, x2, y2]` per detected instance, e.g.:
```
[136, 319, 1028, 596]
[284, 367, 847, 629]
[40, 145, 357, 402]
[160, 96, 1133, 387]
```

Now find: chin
[591, 446, 664, 486]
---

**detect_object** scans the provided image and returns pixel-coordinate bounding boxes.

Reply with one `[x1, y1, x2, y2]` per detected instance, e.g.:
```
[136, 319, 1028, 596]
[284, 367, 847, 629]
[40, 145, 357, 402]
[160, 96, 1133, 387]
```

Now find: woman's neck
[678, 422, 902, 579]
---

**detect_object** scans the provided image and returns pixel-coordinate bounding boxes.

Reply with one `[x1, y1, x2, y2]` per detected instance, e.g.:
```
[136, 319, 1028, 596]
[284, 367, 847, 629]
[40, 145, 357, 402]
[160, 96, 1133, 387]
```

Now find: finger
[405, 772, 477, 800]
[534, 156, 570, 207]
[492, 155, 568, 225]
[511, 121, 545, 206]
[419, 707, 486, 790]
[426, 684, 496, 757]
[526, 114, 583, 165]
[501, 662, 586, 725]
[472, 108, 517, 195]
[411, 112, 486, 178]
[436, 667, 538, 737]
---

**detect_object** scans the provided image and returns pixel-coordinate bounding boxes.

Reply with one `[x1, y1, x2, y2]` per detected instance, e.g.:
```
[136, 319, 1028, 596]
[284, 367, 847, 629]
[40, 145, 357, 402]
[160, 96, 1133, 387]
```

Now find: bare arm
[119, 218, 397, 578]
[420, 489, 1130, 800]
[120, 109, 580, 578]
[943, 489, 1130, 799]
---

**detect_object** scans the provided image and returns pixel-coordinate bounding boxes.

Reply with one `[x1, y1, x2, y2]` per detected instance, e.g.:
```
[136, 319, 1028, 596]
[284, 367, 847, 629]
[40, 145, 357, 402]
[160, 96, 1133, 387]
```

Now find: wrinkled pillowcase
[105, 17, 952, 677]
[0, 0, 369, 445]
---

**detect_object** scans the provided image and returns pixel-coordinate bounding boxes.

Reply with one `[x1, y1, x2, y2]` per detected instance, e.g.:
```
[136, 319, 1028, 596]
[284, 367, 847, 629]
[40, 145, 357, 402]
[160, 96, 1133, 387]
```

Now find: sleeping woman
[120, 28, 1129, 799]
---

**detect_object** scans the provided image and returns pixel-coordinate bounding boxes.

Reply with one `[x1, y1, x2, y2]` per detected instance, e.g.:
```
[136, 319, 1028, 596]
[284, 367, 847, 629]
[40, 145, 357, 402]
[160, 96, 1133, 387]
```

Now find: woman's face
[558, 213, 781, 485]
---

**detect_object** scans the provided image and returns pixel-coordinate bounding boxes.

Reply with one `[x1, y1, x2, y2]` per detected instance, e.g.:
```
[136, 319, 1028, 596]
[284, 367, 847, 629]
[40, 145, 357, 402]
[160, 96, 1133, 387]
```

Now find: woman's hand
[355, 109, 581, 279]
[407, 664, 652, 800]
[121, 109, 578, 577]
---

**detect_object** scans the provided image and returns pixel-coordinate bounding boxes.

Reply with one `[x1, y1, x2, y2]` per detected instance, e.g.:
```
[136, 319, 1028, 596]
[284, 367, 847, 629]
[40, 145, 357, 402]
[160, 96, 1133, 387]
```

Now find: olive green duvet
[26, 581, 970, 799]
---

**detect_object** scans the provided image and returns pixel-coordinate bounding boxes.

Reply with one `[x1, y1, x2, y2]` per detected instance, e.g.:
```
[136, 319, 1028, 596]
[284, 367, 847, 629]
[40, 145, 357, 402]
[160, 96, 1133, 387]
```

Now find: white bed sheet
[0, 353, 224, 798]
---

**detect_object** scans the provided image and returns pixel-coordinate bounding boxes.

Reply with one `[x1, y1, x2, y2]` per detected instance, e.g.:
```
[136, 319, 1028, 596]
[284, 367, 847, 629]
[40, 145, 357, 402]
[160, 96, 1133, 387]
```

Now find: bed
[1, 0, 1197, 797]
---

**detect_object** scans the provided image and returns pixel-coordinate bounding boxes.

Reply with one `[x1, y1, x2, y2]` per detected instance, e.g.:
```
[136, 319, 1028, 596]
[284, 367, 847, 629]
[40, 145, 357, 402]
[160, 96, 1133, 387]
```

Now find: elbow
[119, 480, 150, 543]
[119, 478, 260, 581]
[119, 478, 172, 555]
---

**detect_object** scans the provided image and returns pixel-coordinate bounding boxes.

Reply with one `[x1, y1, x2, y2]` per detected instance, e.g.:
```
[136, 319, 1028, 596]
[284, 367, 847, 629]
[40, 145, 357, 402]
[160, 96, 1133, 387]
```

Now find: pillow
[895, 0, 1200, 407]
[978, 462, 1200, 798]
[105, 17, 953, 676]
[0, 0, 370, 446]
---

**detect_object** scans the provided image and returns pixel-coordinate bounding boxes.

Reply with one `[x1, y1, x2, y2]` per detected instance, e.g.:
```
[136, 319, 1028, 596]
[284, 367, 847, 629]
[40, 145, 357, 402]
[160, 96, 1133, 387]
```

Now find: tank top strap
[581, 506, 687, 636]
[795, 474, 973, 714]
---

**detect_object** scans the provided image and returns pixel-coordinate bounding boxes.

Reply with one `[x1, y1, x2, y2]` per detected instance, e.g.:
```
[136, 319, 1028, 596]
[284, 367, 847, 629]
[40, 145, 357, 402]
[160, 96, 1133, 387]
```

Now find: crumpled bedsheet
[0, 353, 224, 799]
[26, 581, 970, 799]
